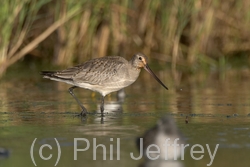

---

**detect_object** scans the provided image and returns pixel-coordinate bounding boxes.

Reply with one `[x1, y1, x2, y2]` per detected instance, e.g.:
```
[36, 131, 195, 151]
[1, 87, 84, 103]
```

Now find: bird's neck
[129, 60, 140, 70]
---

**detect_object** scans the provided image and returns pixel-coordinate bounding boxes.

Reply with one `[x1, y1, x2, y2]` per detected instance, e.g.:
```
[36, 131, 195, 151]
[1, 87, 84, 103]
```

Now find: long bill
[144, 64, 168, 90]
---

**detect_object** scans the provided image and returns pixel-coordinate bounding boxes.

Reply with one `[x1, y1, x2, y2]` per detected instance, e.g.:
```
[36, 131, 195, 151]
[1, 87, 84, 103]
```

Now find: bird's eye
[139, 57, 142, 60]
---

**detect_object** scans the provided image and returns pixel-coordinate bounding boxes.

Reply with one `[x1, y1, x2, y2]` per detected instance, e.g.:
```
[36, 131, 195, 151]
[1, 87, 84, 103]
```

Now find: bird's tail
[41, 71, 56, 78]
[41, 71, 73, 85]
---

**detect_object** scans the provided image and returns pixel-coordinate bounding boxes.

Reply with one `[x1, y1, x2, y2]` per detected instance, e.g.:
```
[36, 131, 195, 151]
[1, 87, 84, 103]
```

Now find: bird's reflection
[95, 89, 125, 123]
[136, 116, 185, 167]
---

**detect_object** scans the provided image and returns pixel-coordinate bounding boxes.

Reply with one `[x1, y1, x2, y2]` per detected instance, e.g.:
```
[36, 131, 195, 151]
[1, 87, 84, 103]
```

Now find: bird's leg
[68, 86, 88, 116]
[100, 95, 105, 116]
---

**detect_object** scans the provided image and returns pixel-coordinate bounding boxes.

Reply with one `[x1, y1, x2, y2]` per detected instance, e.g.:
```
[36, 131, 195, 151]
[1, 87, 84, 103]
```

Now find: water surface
[0, 64, 250, 167]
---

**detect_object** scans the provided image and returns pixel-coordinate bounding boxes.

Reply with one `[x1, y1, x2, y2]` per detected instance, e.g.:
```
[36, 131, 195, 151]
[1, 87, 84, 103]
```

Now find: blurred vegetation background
[0, 0, 250, 77]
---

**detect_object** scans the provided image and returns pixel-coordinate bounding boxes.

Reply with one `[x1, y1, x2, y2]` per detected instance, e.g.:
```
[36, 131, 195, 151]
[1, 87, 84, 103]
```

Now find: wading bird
[41, 53, 168, 116]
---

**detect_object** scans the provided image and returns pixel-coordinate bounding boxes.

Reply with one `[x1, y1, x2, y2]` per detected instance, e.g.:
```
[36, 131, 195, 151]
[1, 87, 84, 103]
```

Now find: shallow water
[0, 64, 250, 167]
